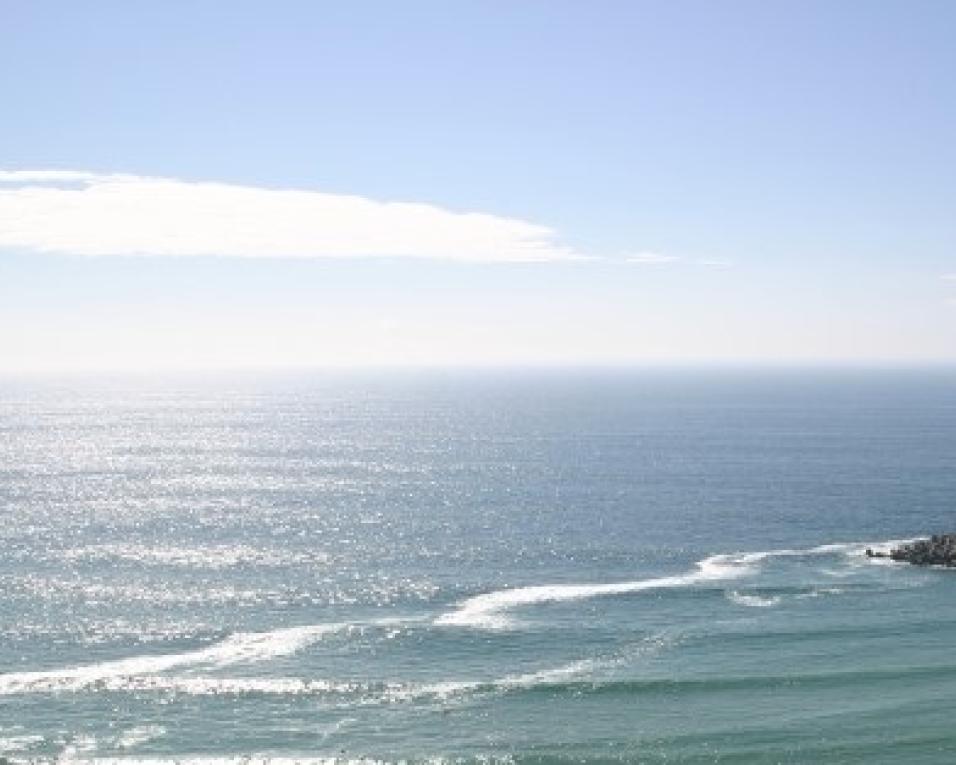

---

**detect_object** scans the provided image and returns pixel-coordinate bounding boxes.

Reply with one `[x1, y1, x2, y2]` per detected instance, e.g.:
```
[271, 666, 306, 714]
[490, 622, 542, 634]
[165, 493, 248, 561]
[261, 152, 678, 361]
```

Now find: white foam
[415, 658, 620, 705]
[437, 553, 756, 629]
[413, 634, 678, 704]
[52, 759, 471, 765]
[91, 675, 361, 696]
[56, 759, 405, 765]
[436, 538, 913, 629]
[726, 590, 781, 608]
[115, 725, 166, 750]
[60, 734, 98, 759]
[0, 733, 44, 752]
[0, 623, 348, 695]
[393, 656, 613, 704]
[720, 539, 919, 562]
[795, 586, 845, 599]
[502, 658, 603, 686]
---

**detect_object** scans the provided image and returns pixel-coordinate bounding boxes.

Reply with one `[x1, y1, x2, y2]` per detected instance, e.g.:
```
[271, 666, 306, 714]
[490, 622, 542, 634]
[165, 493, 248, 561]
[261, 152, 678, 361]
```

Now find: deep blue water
[1, 369, 955, 763]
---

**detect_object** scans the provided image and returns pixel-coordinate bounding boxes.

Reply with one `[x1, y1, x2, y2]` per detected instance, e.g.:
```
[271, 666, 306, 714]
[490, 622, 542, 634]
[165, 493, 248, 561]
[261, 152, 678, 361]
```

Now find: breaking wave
[0, 623, 350, 695]
[0, 538, 921, 705]
[437, 539, 908, 629]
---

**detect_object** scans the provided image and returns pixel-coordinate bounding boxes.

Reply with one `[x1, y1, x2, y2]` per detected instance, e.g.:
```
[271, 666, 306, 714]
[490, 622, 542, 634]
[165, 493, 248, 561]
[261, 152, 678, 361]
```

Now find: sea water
[1, 368, 955, 763]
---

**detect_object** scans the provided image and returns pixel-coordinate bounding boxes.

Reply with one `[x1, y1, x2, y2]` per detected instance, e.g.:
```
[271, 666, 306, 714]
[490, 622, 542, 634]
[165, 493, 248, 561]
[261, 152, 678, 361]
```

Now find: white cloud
[940, 273, 956, 281]
[0, 170, 583, 262]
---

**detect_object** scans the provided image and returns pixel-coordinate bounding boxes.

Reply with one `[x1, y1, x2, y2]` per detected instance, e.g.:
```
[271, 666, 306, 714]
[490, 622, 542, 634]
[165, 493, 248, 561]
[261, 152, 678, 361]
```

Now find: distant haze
[2, 1, 955, 371]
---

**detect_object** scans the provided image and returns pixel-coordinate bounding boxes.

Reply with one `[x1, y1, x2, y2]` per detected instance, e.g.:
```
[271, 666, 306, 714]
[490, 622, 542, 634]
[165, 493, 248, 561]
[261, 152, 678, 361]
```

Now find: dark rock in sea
[866, 534, 956, 567]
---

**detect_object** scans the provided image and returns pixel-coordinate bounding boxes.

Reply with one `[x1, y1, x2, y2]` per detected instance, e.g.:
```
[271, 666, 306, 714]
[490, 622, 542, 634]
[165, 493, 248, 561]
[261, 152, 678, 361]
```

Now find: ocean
[1, 368, 955, 763]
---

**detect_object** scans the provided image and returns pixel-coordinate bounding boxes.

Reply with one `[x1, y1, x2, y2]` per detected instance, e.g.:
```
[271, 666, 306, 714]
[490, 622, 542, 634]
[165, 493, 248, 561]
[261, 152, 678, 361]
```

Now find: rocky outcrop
[866, 535, 956, 566]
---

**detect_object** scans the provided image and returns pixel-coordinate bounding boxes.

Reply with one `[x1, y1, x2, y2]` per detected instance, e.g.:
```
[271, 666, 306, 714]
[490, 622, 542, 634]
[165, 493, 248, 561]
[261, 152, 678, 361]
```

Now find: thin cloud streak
[624, 252, 680, 264]
[0, 170, 584, 262]
[623, 252, 732, 268]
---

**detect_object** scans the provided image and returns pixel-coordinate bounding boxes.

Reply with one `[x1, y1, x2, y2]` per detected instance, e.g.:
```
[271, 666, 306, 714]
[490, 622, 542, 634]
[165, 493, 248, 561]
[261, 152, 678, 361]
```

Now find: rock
[869, 534, 956, 567]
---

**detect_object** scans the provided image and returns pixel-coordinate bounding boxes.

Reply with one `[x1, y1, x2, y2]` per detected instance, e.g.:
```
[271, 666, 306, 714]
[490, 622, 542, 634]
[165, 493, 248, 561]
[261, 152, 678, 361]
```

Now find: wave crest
[0, 623, 348, 695]
[437, 552, 756, 629]
[436, 538, 903, 629]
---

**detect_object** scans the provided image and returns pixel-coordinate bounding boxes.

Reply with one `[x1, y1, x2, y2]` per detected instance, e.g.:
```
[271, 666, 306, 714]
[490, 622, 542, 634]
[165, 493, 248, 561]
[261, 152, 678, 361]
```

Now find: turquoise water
[1, 369, 955, 763]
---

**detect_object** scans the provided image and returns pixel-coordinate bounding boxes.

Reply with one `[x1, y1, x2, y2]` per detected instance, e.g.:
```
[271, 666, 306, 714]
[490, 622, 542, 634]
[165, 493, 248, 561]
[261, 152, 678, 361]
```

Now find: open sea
[2, 368, 956, 764]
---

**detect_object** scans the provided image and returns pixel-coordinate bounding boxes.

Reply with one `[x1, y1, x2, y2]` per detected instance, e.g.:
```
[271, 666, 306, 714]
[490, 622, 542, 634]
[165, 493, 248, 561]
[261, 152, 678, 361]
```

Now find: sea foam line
[436, 538, 907, 629]
[0, 623, 349, 695]
[9, 637, 670, 704]
[436, 552, 756, 629]
[51, 759, 435, 765]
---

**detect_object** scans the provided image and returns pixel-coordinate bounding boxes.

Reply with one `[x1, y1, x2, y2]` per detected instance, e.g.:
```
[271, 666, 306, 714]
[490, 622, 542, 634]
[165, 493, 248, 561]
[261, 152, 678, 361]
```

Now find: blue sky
[1, 1, 955, 369]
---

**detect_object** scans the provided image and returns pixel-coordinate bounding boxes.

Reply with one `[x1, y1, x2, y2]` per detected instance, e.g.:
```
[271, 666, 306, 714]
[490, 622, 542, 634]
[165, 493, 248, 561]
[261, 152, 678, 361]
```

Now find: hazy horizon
[3, 1, 956, 371]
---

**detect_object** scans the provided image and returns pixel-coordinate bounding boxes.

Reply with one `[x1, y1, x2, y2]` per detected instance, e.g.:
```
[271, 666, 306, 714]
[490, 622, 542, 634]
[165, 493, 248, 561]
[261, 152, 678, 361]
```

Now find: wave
[725, 590, 781, 608]
[0, 538, 918, 704]
[0, 623, 349, 695]
[61, 675, 370, 697]
[0, 665, 598, 704]
[0, 734, 44, 753]
[352, 660, 956, 712]
[413, 633, 677, 704]
[403, 662, 956, 705]
[492, 661, 956, 697]
[114, 725, 167, 750]
[60, 651, 956, 707]
[436, 553, 756, 629]
[436, 538, 906, 629]
[0, 663, 598, 703]
[45, 759, 417, 765]
[0, 636, 670, 709]
[796, 586, 846, 599]
[408, 657, 614, 703]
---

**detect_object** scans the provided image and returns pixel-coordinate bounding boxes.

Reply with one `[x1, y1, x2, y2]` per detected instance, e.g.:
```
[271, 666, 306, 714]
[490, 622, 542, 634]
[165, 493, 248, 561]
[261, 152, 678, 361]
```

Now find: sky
[1, 0, 955, 371]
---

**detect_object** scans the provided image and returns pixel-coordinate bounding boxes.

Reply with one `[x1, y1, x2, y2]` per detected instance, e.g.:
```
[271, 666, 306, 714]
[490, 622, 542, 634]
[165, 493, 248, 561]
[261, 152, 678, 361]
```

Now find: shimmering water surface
[2, 369, 956, 763]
